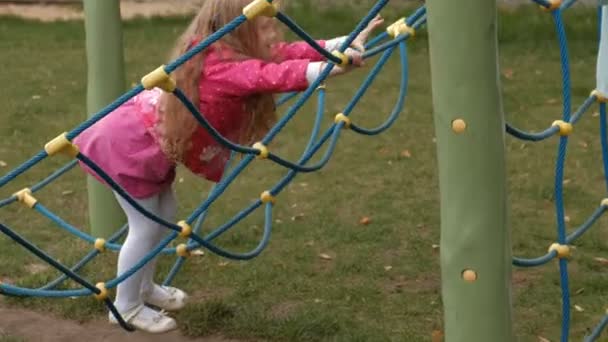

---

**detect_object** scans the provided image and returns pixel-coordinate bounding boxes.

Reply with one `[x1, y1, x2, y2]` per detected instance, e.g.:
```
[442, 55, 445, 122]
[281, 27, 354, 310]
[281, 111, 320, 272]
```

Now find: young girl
[74, 0, 383, 333]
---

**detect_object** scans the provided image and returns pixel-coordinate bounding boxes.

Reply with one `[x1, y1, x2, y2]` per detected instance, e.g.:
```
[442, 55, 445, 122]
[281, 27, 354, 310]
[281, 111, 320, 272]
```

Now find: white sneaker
[109, 304, 177, 334]
[143, 285, 188, 311]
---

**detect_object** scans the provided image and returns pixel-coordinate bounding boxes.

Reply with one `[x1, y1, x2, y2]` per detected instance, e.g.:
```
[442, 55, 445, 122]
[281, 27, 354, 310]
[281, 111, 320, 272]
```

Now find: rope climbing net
[0, 0, 422, 330]
[509, 1, 608, 341]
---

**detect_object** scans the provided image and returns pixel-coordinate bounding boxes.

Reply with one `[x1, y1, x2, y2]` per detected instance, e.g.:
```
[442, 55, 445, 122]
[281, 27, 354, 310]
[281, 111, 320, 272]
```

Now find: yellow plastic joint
[176, 244, 191, 258]
[94, 238, 106, 252]
[243, 0, 277, 19]
[44, 133, 79, 158]
[260, 190, 276, 204]
[13, 188, 38, 209]
[334, 113, 351, 129]
[548, 243, 571, 259]
[387, 18, 415, 38]
[541, 0, 562, 11]
[552, 120, 573, 136]
[331, 51, 350, 67]
[94, 282, 108, 301]
[592, 90, 608, 103]
[178, 220, 193, 238]
[316, 84, 327, 91]
[252, 142, 269, 159]
[602, 198, 608, 207]
[141, 65, 176, 92]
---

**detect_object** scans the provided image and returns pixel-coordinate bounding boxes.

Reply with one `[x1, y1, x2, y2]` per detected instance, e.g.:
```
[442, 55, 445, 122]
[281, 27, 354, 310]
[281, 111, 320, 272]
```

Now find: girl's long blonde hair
[158, 0, 282, 162]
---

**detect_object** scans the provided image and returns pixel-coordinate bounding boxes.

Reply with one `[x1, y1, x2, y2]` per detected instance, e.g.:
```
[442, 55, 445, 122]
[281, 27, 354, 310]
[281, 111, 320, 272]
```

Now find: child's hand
[345, 49, 364, 67]
[351, 15, 385, 52]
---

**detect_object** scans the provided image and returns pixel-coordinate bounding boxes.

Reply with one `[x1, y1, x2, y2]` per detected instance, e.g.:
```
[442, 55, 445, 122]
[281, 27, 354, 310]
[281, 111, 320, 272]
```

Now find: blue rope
[552, 9, 572, 341]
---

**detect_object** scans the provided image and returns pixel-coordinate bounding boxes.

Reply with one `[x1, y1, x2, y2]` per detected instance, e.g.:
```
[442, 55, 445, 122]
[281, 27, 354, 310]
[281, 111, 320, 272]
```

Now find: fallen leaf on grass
[0, 161, 6, 167]
[431, 330, 444, 342]
[319, 253, 333, 260]
[595, 257, 608, 265]
[574, 305, 584, 312]
[538, 336, 551, 342]
[401, 150, 412, 158]
[359, 217, 371, 225]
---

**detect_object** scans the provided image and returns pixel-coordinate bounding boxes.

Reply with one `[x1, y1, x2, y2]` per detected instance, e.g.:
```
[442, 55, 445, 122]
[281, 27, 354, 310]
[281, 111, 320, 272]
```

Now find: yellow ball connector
[94, 282, 109, 301]
[540, 0, 562, 11]
[334, 113, 351, 129]
[176, 244, 191, 258]
[451, 119, 467, 134]
[387, 18, 415, 38]
[44, 133, 80, 158]
[141, 65, 176, 93]
[592, 90, 608, 103]
[243, 0, 277, 19]
[252, 142, 269, 159]
[331, 51, 350, 67]
[13, 188, 38, 209]
[94, 238, 106, 252]
[552, 120, 573, 136]
[548, 243, 571, 259]
[178, 220, 193, 238]
[462, 269, 478, 283]
[260, 191, 276, 204]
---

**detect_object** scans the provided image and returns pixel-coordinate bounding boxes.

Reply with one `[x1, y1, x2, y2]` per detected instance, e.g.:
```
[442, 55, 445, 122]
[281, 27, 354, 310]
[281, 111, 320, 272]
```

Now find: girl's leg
[113, 192, 167, 313]
[139, 187, 189, 311]
[140, 187, 176, 294]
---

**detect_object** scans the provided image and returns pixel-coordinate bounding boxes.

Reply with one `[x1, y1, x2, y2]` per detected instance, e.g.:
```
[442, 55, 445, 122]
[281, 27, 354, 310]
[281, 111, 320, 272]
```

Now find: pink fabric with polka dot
[74, 40, 327, 198]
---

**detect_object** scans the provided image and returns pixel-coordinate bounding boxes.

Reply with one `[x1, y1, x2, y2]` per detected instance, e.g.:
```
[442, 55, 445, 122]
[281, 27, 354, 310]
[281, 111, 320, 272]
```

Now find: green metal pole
[425, 1, 514, 341]
[83, 0, 126, 237]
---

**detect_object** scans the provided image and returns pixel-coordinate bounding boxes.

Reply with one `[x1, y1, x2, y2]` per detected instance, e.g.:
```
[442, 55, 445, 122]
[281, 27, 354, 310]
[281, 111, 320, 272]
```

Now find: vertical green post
[83, 0, 126, 237]
[426, 1, 514, 341]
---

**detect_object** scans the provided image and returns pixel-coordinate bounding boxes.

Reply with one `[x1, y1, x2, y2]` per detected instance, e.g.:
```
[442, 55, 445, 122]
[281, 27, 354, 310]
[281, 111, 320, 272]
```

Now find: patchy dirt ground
[0, 306, 244, 342]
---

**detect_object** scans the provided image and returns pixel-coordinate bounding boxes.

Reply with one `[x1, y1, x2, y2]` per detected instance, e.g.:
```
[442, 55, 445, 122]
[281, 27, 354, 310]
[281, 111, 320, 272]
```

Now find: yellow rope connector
[334, 113, 351, 129]
[331, 51, 350, 67]
[316, 84, 327, 91]
[260, 190, 276, 204]
[602, 198, 608, 208]
[552, 120, 573, 136]
[252, 142, 269, 159]
[243, 0, 277, 19]
[13, 188, 38, 209]
[94, 282, 108, 301]
[387, 18, 415, 38]
[44, 133, 79, 158]
[141, 65, 176, 92]
[176, 244, 191, 258]
[591, 90, 608, 103]
[541, 0, 562, 11]
[94, 238, 106, 252]
[548, 243, 571, 259]
[178, 220, 193, 239]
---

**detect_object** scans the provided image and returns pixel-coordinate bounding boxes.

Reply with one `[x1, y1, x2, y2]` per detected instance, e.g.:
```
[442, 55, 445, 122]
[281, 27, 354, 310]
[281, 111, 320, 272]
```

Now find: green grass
[0, 4, 607, 342]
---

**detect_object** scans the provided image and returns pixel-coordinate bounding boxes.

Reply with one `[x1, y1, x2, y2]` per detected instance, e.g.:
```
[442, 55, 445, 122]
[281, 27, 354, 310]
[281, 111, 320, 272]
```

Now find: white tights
[113, 187, 177, 313]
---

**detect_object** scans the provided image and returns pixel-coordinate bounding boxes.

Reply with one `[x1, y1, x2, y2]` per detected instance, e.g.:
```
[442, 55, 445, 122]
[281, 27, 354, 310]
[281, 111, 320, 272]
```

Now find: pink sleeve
[271, 40, 327, 62]
[205, 58, 311, 96]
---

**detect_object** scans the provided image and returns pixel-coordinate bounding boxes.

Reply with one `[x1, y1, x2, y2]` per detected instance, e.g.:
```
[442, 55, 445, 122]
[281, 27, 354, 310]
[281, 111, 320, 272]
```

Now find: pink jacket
[182, 40, 329, 182]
